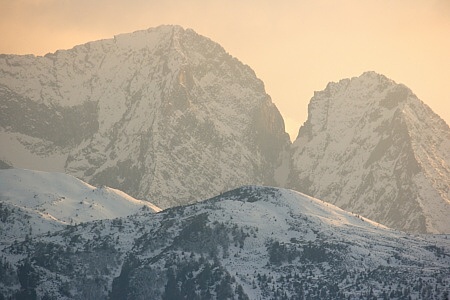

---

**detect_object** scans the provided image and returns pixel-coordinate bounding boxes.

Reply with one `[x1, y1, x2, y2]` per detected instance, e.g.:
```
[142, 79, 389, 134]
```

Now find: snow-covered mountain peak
[0, 26, 290, 209]
[112, 25, 180, 50]
[307, 71, 410, 138]
[290, 72, 450, 233]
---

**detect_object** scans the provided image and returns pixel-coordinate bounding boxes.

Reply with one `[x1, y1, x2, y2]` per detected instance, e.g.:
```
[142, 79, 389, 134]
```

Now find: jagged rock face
[0, 25, 290, 208]
[289, 71, 450, 233]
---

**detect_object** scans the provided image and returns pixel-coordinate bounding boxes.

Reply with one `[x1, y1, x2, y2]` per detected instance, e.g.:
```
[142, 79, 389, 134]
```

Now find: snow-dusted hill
[0, 168, 160, 246]
[1, 186, 448, 299]
[0, 25, 290, 209]
[289, 71, 450, 233]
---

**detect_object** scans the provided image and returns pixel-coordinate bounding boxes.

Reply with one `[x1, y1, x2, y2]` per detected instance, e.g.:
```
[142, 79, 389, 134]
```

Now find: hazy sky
[1, 0, 449, 140]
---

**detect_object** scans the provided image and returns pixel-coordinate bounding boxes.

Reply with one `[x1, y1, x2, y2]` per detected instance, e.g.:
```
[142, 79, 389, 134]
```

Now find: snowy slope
[0, 25, 290, 209]
[1, 186, 449, 299]
[0, 168, 160, 245]
[289, 71, 450, 233]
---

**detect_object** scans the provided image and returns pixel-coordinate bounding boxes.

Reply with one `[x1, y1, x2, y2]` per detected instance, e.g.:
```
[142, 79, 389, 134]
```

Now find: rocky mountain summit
[289, 71, 450, 233]
[0, 25, 290, 209]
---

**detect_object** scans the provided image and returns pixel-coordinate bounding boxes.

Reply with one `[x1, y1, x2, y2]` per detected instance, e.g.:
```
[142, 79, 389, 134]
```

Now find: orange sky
[1, 0, 449, 140]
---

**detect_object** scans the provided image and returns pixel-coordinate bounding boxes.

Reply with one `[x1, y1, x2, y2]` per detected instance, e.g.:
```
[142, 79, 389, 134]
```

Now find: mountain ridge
[1, 185, 448, 299]
[1, 26, 449, 233]
[0, 168, 160, 246]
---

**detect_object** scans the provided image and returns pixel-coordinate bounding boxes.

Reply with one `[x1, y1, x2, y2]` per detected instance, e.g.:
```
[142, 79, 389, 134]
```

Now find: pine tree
[162, 269, 181, 300]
